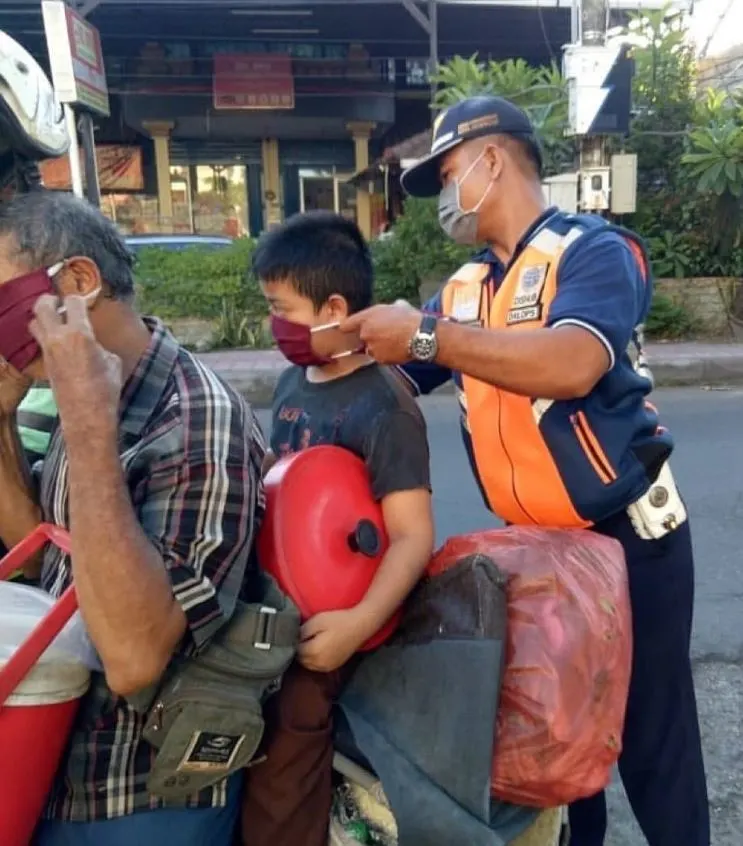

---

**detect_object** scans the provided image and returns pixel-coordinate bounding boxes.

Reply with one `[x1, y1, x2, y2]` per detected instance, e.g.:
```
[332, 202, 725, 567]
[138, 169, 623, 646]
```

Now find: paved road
[257, 386, 743, 845]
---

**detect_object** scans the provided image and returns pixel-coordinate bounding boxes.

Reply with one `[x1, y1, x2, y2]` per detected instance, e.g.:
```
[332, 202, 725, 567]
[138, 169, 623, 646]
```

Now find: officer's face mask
[438, 150, 495, 245]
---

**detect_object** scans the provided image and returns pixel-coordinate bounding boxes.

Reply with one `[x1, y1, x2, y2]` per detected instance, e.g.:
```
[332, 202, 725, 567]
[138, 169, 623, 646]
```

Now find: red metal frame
[0, 525, 79, 708]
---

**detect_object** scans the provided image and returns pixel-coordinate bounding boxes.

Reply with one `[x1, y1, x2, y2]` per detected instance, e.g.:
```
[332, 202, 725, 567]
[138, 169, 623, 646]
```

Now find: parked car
[125, 234, 233, 255]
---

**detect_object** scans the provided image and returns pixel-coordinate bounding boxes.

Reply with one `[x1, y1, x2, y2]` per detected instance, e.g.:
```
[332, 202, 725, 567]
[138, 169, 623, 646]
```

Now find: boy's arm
[262, 449, 278, 477]
[299, 409, 433, 672]
[353, 486, 434, 638]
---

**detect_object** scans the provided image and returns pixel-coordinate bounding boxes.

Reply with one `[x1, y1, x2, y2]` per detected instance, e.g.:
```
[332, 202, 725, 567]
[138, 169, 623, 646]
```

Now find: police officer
[341, 96, 710, 846]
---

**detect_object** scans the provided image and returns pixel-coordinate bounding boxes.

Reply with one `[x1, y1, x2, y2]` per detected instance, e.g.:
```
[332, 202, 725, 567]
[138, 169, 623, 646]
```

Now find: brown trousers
[239, 661, 351, 846]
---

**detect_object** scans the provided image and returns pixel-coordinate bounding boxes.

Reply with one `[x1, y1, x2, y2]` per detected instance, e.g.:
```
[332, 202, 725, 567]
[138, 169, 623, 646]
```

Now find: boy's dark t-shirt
[271, 363, 431, 499]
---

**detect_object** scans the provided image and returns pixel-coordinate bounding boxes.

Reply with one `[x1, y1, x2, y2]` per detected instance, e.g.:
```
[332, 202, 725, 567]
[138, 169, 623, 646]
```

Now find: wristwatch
[408, 314, 439, 363]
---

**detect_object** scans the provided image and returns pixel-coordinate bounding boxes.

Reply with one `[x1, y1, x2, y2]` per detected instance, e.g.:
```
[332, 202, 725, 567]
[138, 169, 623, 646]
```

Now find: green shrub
[135, 201, 471, 328]
[373, 198, 471, 304]
[135, 237, 263, 321]
[210, 300, 274, 350]
[645, 292, 697, 339]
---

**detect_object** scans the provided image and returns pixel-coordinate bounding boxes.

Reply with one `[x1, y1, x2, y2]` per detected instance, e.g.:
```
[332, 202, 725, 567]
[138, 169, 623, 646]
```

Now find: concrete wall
[655, 277, 742, 337]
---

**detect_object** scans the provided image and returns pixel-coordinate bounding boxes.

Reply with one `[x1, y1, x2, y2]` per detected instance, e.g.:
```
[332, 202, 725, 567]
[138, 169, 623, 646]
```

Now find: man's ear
[324, 293, 350, 321]
[55, 256, 102, 298]
[483, 142, 505, 181]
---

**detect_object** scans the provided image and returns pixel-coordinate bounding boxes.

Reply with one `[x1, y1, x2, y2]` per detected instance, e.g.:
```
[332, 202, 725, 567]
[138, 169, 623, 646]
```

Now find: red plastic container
[258, 446, 401, 650]
[0, 524, 89, 846]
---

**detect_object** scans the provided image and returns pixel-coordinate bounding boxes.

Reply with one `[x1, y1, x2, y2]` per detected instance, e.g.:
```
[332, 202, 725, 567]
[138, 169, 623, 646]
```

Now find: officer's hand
[340, 303, 422, 365]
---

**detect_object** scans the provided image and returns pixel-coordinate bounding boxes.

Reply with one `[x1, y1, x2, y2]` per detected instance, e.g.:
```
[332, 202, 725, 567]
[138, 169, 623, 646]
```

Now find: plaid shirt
[38, 318, 266, 822]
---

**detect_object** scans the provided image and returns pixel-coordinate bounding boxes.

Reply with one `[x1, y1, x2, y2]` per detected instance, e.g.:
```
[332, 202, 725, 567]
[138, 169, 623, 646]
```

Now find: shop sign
[42, 0, 109, 116]
[40, 145, 143, 192]
[213, 54, 295, 110]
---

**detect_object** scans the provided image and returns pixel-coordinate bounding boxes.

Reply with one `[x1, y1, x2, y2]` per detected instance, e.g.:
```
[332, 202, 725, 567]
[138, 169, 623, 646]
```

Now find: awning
[348, 128, 432, 186]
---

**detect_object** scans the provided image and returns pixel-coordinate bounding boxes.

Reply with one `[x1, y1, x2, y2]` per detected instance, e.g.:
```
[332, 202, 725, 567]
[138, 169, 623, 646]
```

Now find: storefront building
[1, 0, 676, 239]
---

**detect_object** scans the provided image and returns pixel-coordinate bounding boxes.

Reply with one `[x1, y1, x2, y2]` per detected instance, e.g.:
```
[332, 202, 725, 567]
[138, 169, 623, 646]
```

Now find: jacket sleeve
[546, 230, 648, 370]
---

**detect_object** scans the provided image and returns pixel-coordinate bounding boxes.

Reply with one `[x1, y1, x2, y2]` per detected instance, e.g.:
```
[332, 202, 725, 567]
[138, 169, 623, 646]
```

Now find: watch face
[412, 333, 437, 362]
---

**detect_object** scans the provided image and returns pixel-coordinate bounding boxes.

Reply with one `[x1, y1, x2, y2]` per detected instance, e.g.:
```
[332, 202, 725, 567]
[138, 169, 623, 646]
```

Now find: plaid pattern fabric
[38, 318, 266, 822]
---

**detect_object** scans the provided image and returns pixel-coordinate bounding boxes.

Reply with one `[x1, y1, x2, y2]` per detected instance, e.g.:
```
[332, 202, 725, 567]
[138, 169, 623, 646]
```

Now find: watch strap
[419, 314, 438, 335]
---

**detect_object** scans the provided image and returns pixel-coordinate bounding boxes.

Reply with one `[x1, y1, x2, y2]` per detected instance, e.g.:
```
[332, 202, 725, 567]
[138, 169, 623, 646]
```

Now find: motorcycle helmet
[0, 31, 69, 194]
[0, 31, 69, 161]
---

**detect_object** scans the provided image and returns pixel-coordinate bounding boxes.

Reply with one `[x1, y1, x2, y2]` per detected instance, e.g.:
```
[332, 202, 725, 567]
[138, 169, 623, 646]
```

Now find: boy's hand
[298, 608, 373, 673]
[0, 357, 32, 419]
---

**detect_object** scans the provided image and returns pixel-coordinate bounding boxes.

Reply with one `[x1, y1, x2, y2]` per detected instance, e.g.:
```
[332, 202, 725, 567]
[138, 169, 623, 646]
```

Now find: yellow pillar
[143, 121, 175, 229]
[347, 121, 376, 241]
[261, 138, 282, 228]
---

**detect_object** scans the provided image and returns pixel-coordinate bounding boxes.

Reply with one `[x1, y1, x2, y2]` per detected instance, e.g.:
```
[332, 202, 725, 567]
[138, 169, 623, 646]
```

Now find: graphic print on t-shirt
[274, 403, 347, 456]
[269, 363, 432, 503]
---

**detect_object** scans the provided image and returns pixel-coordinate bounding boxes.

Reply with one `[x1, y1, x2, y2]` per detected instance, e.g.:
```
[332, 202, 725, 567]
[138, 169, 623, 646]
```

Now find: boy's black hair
[252, 210, 373, 314]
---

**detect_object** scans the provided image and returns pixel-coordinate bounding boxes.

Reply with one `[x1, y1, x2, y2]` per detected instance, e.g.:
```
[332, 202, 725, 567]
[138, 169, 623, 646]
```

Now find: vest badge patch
[506, 304, 542, 325]
[506, 264, 548, 324]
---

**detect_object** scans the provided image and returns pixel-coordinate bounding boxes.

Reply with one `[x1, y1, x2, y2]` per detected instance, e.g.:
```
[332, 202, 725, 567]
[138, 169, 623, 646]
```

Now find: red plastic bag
[428, 527, 632, 807]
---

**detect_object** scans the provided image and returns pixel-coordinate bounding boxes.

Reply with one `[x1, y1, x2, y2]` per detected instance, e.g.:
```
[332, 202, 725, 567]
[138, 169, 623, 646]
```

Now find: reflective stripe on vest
[440, 224, 646, 527]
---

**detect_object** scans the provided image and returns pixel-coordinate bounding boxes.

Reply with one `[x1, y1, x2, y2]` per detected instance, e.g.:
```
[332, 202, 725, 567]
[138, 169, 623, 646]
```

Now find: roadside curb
[200, 346, 743, 407]
[647, 351, 743, 389]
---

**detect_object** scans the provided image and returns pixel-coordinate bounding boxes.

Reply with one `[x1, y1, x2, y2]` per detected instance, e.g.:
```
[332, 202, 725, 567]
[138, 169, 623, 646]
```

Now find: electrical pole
[564, 0, 633, 215]
[577, 0, 610, 186]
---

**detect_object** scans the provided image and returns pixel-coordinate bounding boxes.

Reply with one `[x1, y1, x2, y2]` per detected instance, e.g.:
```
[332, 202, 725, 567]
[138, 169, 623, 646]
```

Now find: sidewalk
[199, 342, 743, 406]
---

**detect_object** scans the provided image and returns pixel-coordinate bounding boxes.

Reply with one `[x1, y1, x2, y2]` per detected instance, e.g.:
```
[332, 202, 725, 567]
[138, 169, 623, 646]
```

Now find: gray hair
[0, 190, 135, 300]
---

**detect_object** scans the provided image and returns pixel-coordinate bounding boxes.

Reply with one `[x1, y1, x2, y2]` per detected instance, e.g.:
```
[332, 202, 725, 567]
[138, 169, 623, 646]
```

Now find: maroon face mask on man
[0, 263, 62, 371]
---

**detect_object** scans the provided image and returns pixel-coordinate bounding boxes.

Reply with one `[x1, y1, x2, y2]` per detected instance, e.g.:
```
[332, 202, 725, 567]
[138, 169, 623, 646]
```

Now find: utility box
[542, 172, 579, 213]
[580, 167, 611, 212]
[563, 43, 634, 137]
[610, 153, 638, 215]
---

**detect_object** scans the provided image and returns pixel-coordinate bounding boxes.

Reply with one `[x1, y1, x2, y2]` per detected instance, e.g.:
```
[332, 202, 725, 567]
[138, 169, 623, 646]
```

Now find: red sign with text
[213, 54, 295, 111]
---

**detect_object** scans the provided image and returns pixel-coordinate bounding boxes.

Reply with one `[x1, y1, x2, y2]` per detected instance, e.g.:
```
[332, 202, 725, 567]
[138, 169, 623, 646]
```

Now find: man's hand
[298, 608, 374, 673]
[340, 303, 422, 365]
[0, 356, 32, 418]
[30, 295, 122, 442]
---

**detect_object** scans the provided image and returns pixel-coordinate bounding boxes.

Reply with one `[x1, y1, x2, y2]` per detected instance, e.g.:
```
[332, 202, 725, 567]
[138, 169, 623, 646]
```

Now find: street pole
[429, 0, 439, 104]
[78, 112, 101, 208]
[63, 104, 83, 199]
[577, 0, 610, 205]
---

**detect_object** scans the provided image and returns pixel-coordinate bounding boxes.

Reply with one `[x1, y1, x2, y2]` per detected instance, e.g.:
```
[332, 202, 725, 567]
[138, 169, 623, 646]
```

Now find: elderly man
[342, 96, 710, 846]
[0, 191, 266, 845]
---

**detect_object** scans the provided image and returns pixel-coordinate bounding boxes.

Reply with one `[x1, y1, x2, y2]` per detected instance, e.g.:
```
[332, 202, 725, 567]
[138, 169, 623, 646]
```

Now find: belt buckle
[253, 606, 277, 651]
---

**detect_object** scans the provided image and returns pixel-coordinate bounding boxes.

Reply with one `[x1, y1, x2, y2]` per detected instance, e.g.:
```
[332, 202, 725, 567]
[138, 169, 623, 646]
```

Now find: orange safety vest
[440, 224, 647, 528]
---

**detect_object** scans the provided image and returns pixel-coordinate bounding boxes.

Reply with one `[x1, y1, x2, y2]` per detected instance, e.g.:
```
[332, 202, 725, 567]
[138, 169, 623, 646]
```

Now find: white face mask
[437, 150, 494, 245]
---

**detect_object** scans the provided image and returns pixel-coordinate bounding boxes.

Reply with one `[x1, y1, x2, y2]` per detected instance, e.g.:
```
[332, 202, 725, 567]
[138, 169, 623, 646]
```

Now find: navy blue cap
[401, 95, 538, 198]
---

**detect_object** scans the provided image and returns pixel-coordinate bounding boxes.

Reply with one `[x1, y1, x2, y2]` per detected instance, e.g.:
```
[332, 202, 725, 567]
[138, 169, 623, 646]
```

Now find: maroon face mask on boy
[270, 314, 364, 368]
[0, 263, 62, 372]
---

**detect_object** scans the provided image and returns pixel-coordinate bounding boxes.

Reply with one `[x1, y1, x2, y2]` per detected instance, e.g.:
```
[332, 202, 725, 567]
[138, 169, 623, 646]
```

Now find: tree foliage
[425, 3, 743, 275]
[430, 56, 575, 176]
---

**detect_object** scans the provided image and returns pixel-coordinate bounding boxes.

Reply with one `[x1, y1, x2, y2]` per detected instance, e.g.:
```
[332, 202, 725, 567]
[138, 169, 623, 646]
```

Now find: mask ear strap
[310, 321, 341, 334]
[47, 261, 65, 278]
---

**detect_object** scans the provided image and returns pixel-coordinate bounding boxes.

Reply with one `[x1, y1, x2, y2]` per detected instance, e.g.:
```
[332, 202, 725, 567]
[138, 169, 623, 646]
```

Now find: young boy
[241, 211, 435, 846]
